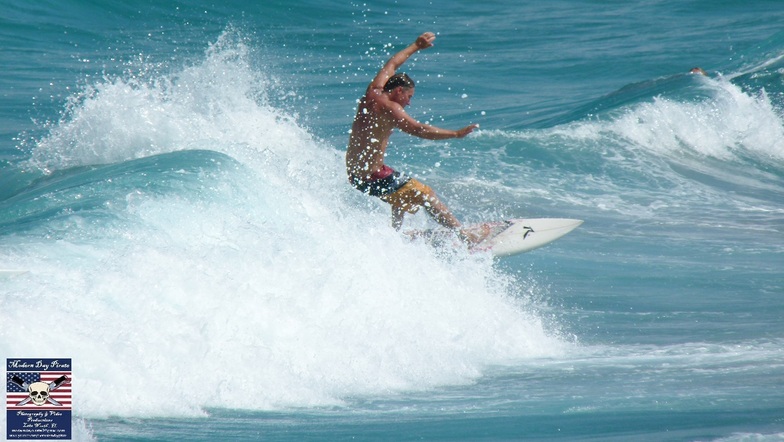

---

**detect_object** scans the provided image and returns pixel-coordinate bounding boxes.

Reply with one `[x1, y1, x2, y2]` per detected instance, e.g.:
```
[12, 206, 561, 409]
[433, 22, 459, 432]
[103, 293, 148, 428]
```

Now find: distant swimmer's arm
[368, 32, 436, 91]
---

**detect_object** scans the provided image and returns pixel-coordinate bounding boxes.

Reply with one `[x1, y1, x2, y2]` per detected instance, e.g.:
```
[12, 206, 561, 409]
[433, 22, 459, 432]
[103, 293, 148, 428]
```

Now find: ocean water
[1, 0, 783, 440]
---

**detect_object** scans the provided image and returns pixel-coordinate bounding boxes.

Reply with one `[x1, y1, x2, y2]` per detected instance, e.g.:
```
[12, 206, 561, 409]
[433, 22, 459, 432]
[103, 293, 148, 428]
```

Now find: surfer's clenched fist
[415, 32, 436, 49]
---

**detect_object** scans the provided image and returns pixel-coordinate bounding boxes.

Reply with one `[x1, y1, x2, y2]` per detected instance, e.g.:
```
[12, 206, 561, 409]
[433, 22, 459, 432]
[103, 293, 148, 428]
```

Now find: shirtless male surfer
[346, 32, 483, 240]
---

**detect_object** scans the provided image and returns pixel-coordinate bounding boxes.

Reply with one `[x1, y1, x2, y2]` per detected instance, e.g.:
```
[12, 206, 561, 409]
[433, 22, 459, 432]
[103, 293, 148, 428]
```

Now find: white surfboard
[470, 218, 583, 256]
[407, 218, 583, 257]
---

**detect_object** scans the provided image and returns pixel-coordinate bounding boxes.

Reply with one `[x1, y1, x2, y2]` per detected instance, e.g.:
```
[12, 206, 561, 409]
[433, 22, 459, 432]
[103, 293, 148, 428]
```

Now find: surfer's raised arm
[367, 32, 478, 140]
[368, 32, 436, 92]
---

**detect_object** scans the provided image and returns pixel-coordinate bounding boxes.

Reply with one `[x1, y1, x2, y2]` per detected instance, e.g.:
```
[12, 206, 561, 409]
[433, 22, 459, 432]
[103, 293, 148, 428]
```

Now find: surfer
[346, 32, 484, 241]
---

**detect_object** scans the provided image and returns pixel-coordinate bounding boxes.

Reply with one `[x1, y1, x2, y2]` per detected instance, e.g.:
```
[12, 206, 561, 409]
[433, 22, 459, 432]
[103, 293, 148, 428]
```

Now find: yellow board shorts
[349, 166, 435, 215]
[380, 178, 434, 215]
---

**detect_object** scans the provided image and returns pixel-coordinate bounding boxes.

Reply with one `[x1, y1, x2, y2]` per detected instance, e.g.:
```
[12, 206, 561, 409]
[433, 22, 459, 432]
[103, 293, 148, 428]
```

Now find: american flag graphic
[6, 371, 72, 410]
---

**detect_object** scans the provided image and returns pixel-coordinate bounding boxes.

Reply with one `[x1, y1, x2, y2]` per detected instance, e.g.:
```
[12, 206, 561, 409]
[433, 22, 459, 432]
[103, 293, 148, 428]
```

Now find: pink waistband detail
[370, 165, 394, 180]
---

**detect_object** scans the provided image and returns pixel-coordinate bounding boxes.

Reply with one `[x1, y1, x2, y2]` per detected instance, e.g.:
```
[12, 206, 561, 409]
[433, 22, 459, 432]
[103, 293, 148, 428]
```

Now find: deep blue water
[1, 1, 783, 441]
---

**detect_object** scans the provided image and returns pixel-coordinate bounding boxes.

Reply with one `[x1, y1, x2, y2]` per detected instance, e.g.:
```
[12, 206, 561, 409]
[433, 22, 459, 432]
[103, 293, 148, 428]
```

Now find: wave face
[1, 1, 783, 440]
[0, 30, 567, 417]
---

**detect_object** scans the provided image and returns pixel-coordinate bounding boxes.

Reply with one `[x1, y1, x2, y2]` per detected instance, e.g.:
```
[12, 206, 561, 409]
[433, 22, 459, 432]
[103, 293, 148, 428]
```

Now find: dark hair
[384, 73, 415, 92]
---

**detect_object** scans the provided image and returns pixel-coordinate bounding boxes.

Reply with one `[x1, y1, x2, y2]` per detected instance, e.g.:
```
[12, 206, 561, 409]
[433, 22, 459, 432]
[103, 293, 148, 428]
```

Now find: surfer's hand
[455, 124, 479, 138]
[415, 32, 436, 49]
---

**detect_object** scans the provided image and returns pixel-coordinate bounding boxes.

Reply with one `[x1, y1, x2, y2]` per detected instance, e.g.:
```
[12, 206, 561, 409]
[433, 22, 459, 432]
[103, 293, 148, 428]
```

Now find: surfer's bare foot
[457, 223, 493, 245]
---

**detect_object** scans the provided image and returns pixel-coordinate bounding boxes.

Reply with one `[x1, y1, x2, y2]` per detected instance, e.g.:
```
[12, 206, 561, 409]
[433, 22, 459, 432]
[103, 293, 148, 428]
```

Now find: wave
[463, 64, 784, 228]
[0, 150, 238, 236]
[0, 29, 569, 418]
[4, 18, 783, 420]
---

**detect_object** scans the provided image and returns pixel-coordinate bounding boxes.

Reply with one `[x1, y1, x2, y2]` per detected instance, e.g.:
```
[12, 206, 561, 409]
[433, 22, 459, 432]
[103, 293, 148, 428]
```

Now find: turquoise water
[1, 1, 783, 440]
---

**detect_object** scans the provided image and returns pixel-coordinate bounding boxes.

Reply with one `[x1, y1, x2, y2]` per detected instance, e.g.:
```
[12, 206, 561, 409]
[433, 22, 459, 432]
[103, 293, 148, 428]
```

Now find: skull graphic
[28, 382, 50, 406]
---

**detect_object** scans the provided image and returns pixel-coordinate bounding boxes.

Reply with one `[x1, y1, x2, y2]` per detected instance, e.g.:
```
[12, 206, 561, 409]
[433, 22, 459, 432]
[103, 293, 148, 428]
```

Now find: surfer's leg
[390, 205, 406, 230]
[382, 179, 460, 229]
[457, 223, 493, 245]
[421, 194, 461, 229]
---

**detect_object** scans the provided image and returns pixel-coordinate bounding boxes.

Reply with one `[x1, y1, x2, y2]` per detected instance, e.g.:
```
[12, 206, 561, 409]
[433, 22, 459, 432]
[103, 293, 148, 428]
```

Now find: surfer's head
[385, 73, 415, 107]
[384, 73, 415, 92]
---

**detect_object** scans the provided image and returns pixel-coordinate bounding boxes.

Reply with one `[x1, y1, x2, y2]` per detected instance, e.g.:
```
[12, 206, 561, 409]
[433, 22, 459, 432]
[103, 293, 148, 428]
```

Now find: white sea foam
[603, 78, 784, 162]
[471, 74, 784, 223]
[484, 75, 784, 163]
[1, 30, 568, 418]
